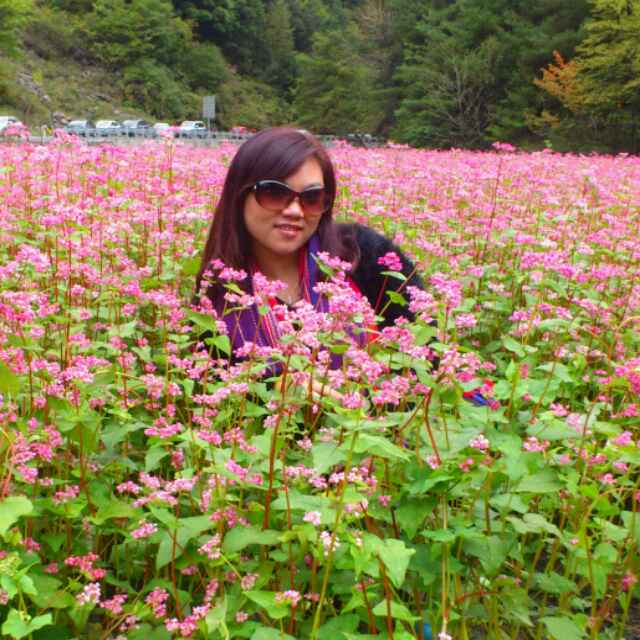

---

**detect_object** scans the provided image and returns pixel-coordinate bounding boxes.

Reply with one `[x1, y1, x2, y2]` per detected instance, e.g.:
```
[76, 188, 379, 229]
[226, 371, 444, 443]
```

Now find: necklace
[278, 283, 301, 306]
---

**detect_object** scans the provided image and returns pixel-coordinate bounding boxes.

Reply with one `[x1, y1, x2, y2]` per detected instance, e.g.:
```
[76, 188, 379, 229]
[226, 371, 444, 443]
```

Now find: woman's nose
[282, 196, 304, 216]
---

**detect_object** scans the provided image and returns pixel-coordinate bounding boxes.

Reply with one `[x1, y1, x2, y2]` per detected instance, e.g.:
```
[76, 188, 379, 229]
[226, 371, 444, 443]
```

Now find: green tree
[394, 34, 500, 147]
[44, 0, 92, 11]
[88, 0, 190, 68]
[264, 0, 297, 94]
[392, 0, 588, 147]
[0, 0, 33, 56]
[575, 0, 640, 117]
[217, 72, 291, 129]
[294, 24, 384, 134]
[286, 0, 331, 51]
[171, 0, 268, 74]
[180, 42, 229, 92]
[123, 58, 193, 119]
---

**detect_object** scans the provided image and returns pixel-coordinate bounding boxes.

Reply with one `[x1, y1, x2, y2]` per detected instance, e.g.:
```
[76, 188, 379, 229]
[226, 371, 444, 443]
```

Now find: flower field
[0, 136, 639, 640]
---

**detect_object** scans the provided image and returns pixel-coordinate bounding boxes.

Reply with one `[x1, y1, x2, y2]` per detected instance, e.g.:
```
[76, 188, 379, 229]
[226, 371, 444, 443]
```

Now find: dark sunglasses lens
[255, 182, 293, 210]
[299, 188, 327, 214]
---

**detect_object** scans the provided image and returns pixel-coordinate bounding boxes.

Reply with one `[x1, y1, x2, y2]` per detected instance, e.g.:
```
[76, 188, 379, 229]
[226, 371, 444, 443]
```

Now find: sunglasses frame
[250, 179, 329, 215]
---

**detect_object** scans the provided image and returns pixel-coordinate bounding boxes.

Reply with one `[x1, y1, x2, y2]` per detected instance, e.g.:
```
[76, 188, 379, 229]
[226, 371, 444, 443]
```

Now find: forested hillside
[1, 0, 639, 151]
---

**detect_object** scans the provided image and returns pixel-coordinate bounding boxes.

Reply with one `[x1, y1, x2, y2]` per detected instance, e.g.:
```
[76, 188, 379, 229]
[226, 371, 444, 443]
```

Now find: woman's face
[243, 156, 326, 268]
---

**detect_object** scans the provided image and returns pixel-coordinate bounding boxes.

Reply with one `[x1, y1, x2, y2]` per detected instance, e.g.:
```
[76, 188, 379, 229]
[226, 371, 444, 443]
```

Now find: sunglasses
[251, 180, 329, 216]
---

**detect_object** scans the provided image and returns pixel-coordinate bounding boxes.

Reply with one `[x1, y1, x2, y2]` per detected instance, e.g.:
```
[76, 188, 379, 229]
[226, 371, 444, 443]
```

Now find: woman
[195, 127, 424, 361]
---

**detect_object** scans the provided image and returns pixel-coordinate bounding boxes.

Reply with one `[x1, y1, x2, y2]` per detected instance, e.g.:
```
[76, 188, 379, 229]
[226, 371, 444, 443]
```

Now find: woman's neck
[253, 249, 301, 304]
[254, 249, 299, 283]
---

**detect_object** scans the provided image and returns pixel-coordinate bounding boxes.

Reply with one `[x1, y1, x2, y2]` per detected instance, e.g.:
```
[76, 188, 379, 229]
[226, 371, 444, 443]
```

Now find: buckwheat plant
[0, 133, 638, 640]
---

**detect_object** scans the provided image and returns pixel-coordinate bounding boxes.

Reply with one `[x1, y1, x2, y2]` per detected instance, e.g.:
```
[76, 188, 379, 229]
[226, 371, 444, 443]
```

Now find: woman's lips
[274, 224, 303, 239]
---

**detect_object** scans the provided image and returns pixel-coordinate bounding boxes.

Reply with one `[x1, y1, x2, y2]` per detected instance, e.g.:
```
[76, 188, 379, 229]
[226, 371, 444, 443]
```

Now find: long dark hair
[196, 127, 356, 293]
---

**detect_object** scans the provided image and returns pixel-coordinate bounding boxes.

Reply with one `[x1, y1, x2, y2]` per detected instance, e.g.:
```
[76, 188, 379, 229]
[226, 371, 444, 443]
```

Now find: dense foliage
[1, 0, 640, 150]
[0, 135, 638, 639]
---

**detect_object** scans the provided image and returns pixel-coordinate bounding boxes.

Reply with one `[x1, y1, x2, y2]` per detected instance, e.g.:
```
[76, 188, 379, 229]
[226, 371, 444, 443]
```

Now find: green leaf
[386, 290, 407, 305]
[0, 575, 17, 599]
[372, 600, 419, 622]
[128, 624, 171, 640]
[211, 334, 231, 355]
[92, 499, 137, 525]
[535, 573, 578, 596]
[0, 496, 33, 536]
[507, 513, 560, 537]
[396, 498, 436, 538]
[244, 591, 289, 620]
[380, 270, 407, 282]
[205, 596, 229, 638]
[180, 257, 201, 277]
[312, 442, 346, 475]
[0, 362, 20, 396]
[621, 511, 640, 549]
[155, 515, 212, 569]
[489, 493, 529, 514]
[463, 535, 509, 576]
[17, 575, 36, 596]
[156, 532, 174, 570]
[28, 574, 75, 609]
[351, 433, 410, 461]
[317, 614, 360, 639]
[421, 528, 456, 543]
[222, 526, 280, 554]
[145, 446, 169, 471]
[378, 539, 415, 588]
[541, 616, 586, 639]
[250, 628, 296, 640]
[514, 469, 562, 494]
[271, 491, 329, 513]
[527, 419, 576, 441]
[502, 336, 525, 358]
[2, 610, 52, 639]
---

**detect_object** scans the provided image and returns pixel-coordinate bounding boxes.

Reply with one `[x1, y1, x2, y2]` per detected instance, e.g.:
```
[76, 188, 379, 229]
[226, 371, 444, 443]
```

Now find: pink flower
[600, 473, 616, 486]
[77, 582, 101, 605]
[303, 511, 322, 526]
[198, 534, 222, 560]
[320, 530, 340, 557]
[469, 434, 490, 452]
[101, 593, 127, 615]
[275, 590, 302, 607]
[378, 494, 391, 507]
[459, 458, 474, 472]
[145, 588, 169, 618]
[427, 455, 440, 470]
[622, 571, 637, 591]
[131, 521, 157, 539]
[240, 573, 258, 590]
[612, 431, 633, 447]
[377, 252, 403, 272]
[522, 437, 550, 453]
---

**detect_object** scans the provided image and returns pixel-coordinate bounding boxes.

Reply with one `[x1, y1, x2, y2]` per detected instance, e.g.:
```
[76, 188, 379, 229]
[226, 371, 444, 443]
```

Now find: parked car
[0, 115, 24, 135]
[346, 132, 374, 148]
[153, 122, 174, 138]
[121, 119, 152, 137]
[65, 120, 95, 136]
[177, 120, 208, 138]
[95, 120, 122, 136]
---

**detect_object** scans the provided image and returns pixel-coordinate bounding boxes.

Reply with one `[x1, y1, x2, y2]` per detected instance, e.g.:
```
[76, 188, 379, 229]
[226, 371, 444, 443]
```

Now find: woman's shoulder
[336, 222, 393, 255]
[334, 222, 424, 327]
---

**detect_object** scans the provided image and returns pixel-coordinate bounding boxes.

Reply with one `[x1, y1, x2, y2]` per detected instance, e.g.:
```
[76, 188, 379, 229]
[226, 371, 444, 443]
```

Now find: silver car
[121, 119, 152, 137]
[95, 120, 122, 136]
[0, 115, 24, 134]
[65, 120, 95, 136]
[177, 120, 208, 139]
